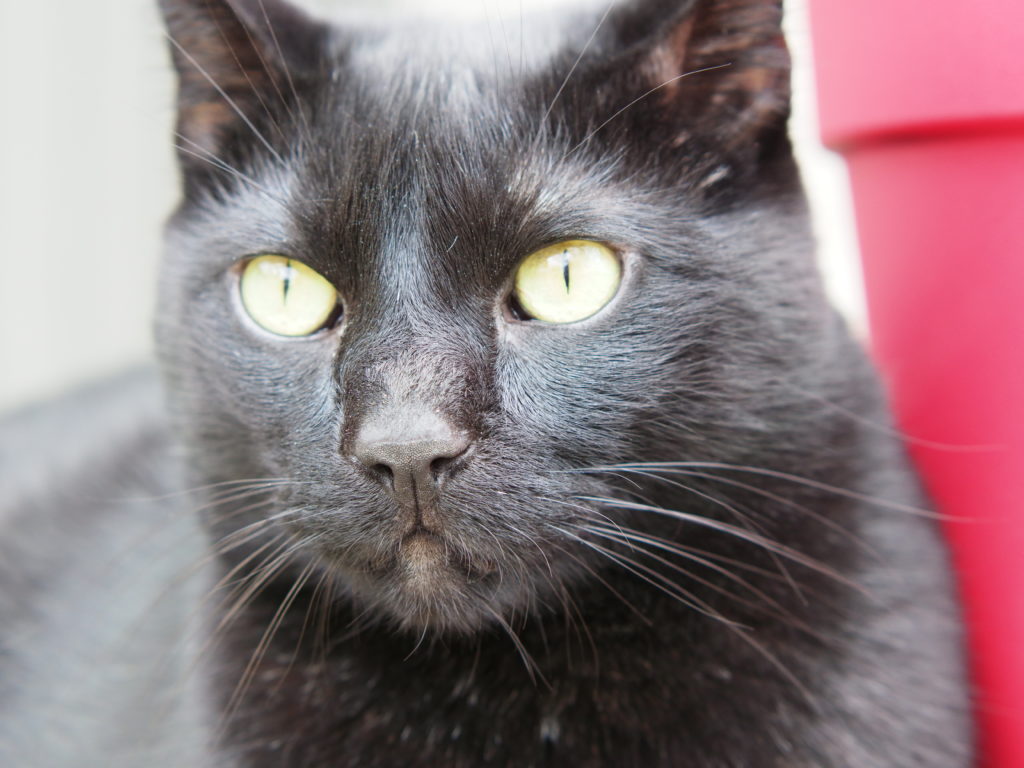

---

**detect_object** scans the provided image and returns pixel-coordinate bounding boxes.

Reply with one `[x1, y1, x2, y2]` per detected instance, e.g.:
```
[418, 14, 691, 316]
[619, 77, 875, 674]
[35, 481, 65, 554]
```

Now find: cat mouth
[322, 527, 508, 632]
[365, 529, 498, 585]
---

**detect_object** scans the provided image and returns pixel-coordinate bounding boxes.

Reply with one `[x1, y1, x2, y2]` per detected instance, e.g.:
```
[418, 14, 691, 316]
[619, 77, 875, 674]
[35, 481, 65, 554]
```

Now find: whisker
[481, 0, 501, 83]
[212, 507, 298, 553]
[210, 528, 290, 596]
[173, 141, 284, 203]
[256, 0, 311, 136]
[491, 0, 515, 78]
[564, 63, 732, 159]
[485, 606, 549, 689]
[194, 487, 284, 517]
[112, 476, 302, 504]
[547, 539, 653, 627]
[584, 521, 813, 588]
[558, 577, 600, 675]
[581, 523, 787, 612]
[314, 567, 338, 668]
[575, 495, 865, 594]
[291, 566, 332, 672]
[785, 384, 1002, 453]
[586, 467, 806, 603]
[571, 461, 951, 520]
[553, 527, 815, 703]
[207, 8, 287, 143]
[165, 32, 285, 164]
[107, 488, 293, 602]
[652, 468, 871, 552]
[403, 624, 431, 661]
[224, 555, 319, 722]
[485, 518, 552, 579]
[579, 523, 823, 639]
[534, 0, 616, 139]
[196, 532, 293, 640]
[162, 501, 286, 595]
[166, 530, 294, 707]
[538, 495, 633, 543]
[554, 526, 746, 627]
[212, 534, 309, 638]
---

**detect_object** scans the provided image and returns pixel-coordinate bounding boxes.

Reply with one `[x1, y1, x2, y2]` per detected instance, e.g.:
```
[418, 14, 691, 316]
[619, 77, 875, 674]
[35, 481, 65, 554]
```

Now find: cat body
[0, 0, 972, 765]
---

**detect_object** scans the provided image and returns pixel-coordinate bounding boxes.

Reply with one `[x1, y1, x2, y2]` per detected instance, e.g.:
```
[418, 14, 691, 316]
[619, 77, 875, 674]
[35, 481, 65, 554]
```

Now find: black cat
[0, 0, 972, 765]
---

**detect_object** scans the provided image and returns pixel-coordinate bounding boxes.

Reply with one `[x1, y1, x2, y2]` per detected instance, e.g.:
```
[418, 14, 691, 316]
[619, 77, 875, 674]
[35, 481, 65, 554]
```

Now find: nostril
[430, 432, 473, 482]
[370, 463, 394, 489]
[349, 409, 474, 493]
[429, 454, 458, 481]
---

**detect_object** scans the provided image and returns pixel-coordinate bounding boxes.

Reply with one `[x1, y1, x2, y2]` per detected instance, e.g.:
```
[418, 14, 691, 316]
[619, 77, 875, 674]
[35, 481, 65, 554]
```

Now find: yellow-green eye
[512, 240, 621, 323]
[239, 255, 339, 337]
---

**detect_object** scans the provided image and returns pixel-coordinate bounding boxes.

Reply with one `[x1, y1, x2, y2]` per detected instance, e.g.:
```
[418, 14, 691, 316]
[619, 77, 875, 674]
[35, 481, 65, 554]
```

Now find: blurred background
[0, 0, 863, 413]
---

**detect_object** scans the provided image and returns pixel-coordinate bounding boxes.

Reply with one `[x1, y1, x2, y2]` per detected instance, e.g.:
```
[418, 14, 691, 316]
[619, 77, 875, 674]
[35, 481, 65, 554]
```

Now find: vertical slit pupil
[562, 251, 571, 292]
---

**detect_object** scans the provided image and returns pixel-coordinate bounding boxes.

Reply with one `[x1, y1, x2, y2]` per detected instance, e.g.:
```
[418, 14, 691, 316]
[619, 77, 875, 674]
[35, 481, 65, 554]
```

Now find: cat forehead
[205, 136, 634, 250]
[324, 10, 590, 108]
[284, 56, 627, 220]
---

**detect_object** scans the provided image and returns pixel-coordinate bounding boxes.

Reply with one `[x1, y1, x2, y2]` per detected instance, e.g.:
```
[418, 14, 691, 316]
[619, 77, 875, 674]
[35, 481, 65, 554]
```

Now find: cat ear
[158, 0, 325, 169]
[600, 0, 790, 156]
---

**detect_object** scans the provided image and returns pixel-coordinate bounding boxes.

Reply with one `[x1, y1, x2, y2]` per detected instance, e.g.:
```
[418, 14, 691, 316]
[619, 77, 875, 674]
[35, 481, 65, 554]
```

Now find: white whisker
[165, 32, 284, 164]
[564, 64, 732, 159]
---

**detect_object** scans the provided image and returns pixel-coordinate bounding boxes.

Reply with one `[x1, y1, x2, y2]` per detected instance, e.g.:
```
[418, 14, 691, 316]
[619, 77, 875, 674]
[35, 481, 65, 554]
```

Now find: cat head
[157, 0, 836, 634]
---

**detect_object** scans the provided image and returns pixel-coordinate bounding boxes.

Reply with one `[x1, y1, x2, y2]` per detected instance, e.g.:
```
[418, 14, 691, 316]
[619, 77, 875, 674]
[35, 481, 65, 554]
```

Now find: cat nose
[350, 411, 472, 505]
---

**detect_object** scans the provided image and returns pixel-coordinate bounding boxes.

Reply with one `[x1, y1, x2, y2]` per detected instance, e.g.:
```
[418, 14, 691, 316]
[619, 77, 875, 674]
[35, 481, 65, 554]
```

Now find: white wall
[0, 0, 863, 413]
[0, 0, 175, 411]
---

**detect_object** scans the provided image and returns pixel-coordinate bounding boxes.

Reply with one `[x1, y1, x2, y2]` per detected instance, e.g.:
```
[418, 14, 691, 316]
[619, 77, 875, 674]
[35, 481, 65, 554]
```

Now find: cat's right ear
[583, 0, 790, 171]
[158, 0, 326, 175]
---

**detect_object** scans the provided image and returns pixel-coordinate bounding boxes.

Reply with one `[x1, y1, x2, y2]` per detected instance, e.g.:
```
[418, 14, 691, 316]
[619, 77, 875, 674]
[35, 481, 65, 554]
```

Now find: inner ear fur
[158, 0, 325, 167]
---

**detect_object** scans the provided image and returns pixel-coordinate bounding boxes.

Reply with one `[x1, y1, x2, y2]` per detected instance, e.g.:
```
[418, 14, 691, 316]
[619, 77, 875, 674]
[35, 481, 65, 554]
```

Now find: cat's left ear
[597, 0, 790, 155]
[158, 0, 325, 169]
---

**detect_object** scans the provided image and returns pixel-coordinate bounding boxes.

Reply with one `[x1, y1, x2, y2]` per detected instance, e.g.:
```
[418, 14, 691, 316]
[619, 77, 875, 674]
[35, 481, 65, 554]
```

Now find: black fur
[0, 1, 972, 765]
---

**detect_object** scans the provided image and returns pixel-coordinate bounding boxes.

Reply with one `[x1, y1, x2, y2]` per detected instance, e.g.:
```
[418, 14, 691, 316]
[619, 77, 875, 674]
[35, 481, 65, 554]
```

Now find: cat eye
[238, 255, 340, 337]
[512, 240, 622, 324]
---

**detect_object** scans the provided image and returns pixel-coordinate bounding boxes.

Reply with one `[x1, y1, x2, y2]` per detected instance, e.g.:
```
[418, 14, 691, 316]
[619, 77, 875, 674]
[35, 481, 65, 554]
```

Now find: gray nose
[351, 409, 471, 510]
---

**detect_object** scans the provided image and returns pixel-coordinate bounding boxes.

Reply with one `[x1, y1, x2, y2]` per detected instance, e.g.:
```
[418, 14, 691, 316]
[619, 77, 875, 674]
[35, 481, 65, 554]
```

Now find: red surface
[809, 0, 1024, 149]
[846, 133, 1024, 766]
[808, 2, 1024, 765]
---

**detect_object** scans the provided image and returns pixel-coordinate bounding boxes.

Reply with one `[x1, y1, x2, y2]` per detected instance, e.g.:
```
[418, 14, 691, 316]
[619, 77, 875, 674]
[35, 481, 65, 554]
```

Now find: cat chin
[326, 532, 523, 635]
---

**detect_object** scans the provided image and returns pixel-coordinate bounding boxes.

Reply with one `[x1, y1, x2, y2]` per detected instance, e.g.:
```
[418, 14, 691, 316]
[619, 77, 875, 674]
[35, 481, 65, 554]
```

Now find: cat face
[157, 0, 829, 633]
